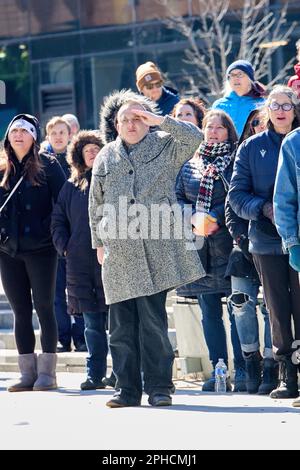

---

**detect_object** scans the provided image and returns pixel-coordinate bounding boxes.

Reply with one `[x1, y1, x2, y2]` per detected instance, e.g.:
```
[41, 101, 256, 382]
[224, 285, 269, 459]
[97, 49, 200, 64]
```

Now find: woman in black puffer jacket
[51, 130, 109, 391]
[0, 114, 66, 392]
[176, 109, 245, 392]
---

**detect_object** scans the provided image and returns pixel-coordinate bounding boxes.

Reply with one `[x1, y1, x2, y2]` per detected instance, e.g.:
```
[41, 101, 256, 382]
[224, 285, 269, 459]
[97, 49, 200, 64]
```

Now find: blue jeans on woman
[197, 292, 245, 370]
[82, 312, 108, 384]
[229, 276, 273, 358]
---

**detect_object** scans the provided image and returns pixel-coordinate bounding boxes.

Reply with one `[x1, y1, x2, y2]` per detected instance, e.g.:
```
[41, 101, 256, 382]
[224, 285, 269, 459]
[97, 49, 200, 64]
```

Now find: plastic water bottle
[215, 358, 227, 393]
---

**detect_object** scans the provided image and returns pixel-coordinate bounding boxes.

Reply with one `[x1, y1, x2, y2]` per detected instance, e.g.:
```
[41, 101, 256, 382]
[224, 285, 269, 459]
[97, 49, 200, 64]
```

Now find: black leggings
[0, 248, 58, 354]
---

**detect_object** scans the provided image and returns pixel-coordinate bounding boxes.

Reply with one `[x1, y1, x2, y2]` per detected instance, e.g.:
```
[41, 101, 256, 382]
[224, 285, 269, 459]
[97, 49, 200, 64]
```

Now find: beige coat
[89, 116, 205, 304]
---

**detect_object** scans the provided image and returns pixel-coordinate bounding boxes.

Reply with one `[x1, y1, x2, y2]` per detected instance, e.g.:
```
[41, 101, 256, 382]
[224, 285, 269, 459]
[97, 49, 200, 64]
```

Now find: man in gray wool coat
[89, 89, 205, 408]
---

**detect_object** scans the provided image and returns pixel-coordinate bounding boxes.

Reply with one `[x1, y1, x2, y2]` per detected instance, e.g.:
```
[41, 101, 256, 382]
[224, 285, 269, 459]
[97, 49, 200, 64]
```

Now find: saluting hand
[132, 109, 165, 127]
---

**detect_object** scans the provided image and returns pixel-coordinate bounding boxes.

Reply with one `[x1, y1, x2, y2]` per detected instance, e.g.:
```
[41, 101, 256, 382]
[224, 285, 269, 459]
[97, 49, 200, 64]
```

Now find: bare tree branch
[158, 0, 297, 102]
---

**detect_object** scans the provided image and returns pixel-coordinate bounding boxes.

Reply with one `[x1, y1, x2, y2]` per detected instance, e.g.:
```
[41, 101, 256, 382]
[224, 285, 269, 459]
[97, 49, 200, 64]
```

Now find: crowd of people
[1, 41, 300, 408]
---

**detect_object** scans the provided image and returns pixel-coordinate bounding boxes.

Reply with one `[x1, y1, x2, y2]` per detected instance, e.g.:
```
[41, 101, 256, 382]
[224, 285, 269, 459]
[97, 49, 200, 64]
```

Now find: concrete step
[0, 329, 41, 349]
[0, 348, 185, 379]
[0, 349, 114, 373]
[0, 303, 175, 330]
[0, 328, 177, 351]
[0, 300, 11, 310]
[0, 311, 39, 329]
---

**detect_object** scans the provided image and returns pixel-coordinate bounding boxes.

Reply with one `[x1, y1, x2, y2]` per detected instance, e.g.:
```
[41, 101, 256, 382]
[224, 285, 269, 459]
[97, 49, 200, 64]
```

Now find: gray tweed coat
[89, 115, 205, 304]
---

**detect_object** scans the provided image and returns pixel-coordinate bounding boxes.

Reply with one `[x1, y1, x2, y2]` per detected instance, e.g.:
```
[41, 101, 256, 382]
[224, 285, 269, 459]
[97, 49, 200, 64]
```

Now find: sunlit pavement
[0, 372, 299, 450]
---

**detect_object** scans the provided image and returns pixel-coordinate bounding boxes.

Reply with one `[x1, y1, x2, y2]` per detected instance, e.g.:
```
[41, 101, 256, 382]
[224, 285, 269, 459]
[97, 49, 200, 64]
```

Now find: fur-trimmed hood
[67, 130, 103, 167]
[99, 89, 158, 144]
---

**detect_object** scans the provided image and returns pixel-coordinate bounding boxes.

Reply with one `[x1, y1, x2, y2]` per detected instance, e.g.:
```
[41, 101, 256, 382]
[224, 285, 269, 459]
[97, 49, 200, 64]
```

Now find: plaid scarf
[196, 141, 233, 212]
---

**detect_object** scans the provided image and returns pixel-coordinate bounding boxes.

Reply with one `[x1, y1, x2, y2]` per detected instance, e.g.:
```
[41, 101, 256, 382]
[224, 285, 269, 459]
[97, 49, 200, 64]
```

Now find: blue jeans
[109, 291, 175, 404]
[229, 276, 273, 358]
[82, 312, 108, 383]
[197, 292, 245, 370]
[55, 258, 85, 347]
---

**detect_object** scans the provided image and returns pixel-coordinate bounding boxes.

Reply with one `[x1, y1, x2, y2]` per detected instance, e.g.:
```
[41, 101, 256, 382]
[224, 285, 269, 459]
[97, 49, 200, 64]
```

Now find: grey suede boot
[7, 353, 37, 392]
[33, 353, 57, 391]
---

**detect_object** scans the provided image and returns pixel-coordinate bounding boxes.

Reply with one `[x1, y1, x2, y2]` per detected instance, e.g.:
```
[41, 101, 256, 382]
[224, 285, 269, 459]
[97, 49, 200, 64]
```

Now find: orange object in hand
[191, 212, 218, 237]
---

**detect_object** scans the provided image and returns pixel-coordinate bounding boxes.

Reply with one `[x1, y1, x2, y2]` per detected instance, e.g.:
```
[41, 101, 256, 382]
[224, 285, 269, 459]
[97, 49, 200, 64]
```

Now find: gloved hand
[236, 235, 252, 262]
[191, 211, 219, 237]
[289, 245, 300, 272]
[262, 202, 274, 224]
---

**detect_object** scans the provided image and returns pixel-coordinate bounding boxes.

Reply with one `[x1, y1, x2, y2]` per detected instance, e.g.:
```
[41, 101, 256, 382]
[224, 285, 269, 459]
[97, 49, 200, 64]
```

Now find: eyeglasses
[251, 119, 261, 127]
[268, 102, 294, 112]
[228, 72, 246, 80]
[143, 81, 163, 90]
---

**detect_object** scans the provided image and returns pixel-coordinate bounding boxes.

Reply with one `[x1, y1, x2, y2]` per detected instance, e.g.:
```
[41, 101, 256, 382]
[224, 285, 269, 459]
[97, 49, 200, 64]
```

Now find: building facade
[0, 0, 299, 135]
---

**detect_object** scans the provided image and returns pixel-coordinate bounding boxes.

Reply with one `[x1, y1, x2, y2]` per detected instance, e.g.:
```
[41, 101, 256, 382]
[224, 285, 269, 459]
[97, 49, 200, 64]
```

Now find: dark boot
[202, 371, 232, 392]
[269, 356, 299, 399]
[244, 351, 262, 394]
[102, 372, 117, 388]
[7, 353, 37, 392]
[234, 367, 247, 392]
[257, 358, 279, 395]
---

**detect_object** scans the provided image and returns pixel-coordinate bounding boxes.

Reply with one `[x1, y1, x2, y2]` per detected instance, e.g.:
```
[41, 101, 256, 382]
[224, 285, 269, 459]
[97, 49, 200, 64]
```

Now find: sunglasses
[251, 119, 261, 127]
[144, 81, 163, 90]
[268, 102, 294, 112]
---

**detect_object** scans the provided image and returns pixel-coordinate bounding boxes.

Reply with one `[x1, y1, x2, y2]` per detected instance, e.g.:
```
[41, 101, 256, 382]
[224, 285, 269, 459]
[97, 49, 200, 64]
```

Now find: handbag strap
[0, 176, 24, 213]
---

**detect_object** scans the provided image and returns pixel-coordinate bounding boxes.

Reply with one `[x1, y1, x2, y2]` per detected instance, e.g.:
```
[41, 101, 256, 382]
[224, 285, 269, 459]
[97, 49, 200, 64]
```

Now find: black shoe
[74, 341, 88, 352]
[57, 344, 72, 353]
[80, 379, 106, 391]
[148, 394, 172, 407]
[102, 375, 116, 388]
[106, 396, 141, 408]
[202, 373, 232, 392]
[234, 367, 247, 392]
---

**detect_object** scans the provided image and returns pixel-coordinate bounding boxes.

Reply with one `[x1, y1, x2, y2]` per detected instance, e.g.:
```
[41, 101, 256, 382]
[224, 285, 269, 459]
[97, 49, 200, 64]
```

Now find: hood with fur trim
[99, 89, 158, 144]
[67, 130, 103, 168]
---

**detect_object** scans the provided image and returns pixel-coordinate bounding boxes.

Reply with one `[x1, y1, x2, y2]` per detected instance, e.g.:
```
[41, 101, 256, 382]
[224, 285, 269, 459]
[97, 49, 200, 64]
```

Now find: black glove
[236, 235, 252, 263]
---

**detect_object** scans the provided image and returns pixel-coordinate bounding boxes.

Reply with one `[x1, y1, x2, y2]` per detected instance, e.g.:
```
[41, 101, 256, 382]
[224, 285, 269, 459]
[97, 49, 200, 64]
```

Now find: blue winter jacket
[212, 91, 265, 137]
[157, 86, 180, 116]
[228, 129, 285, 255]
[274, 128, 300, 250]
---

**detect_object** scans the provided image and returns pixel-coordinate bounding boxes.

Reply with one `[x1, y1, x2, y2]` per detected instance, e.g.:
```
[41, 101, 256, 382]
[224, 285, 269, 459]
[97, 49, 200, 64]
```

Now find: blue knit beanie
[226, 60, 255, 82]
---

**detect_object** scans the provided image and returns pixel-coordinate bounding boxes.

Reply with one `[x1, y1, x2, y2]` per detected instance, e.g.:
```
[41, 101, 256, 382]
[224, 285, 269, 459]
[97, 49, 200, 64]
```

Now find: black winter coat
[0, 152, 66, 257]
[225, 196, 260, 281]
[51, 172, 107, 314]
[176, 157, 233, 296]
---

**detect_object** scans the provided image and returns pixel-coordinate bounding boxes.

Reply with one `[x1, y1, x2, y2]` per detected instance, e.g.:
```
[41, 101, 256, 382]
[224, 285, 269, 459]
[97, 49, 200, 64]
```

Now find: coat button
[130, 199, 135, 204]
[129, 170, 133, 175]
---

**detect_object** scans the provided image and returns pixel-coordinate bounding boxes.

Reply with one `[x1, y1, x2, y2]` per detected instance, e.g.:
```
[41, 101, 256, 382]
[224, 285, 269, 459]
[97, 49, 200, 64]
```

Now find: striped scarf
[196, 141, 233, 212]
